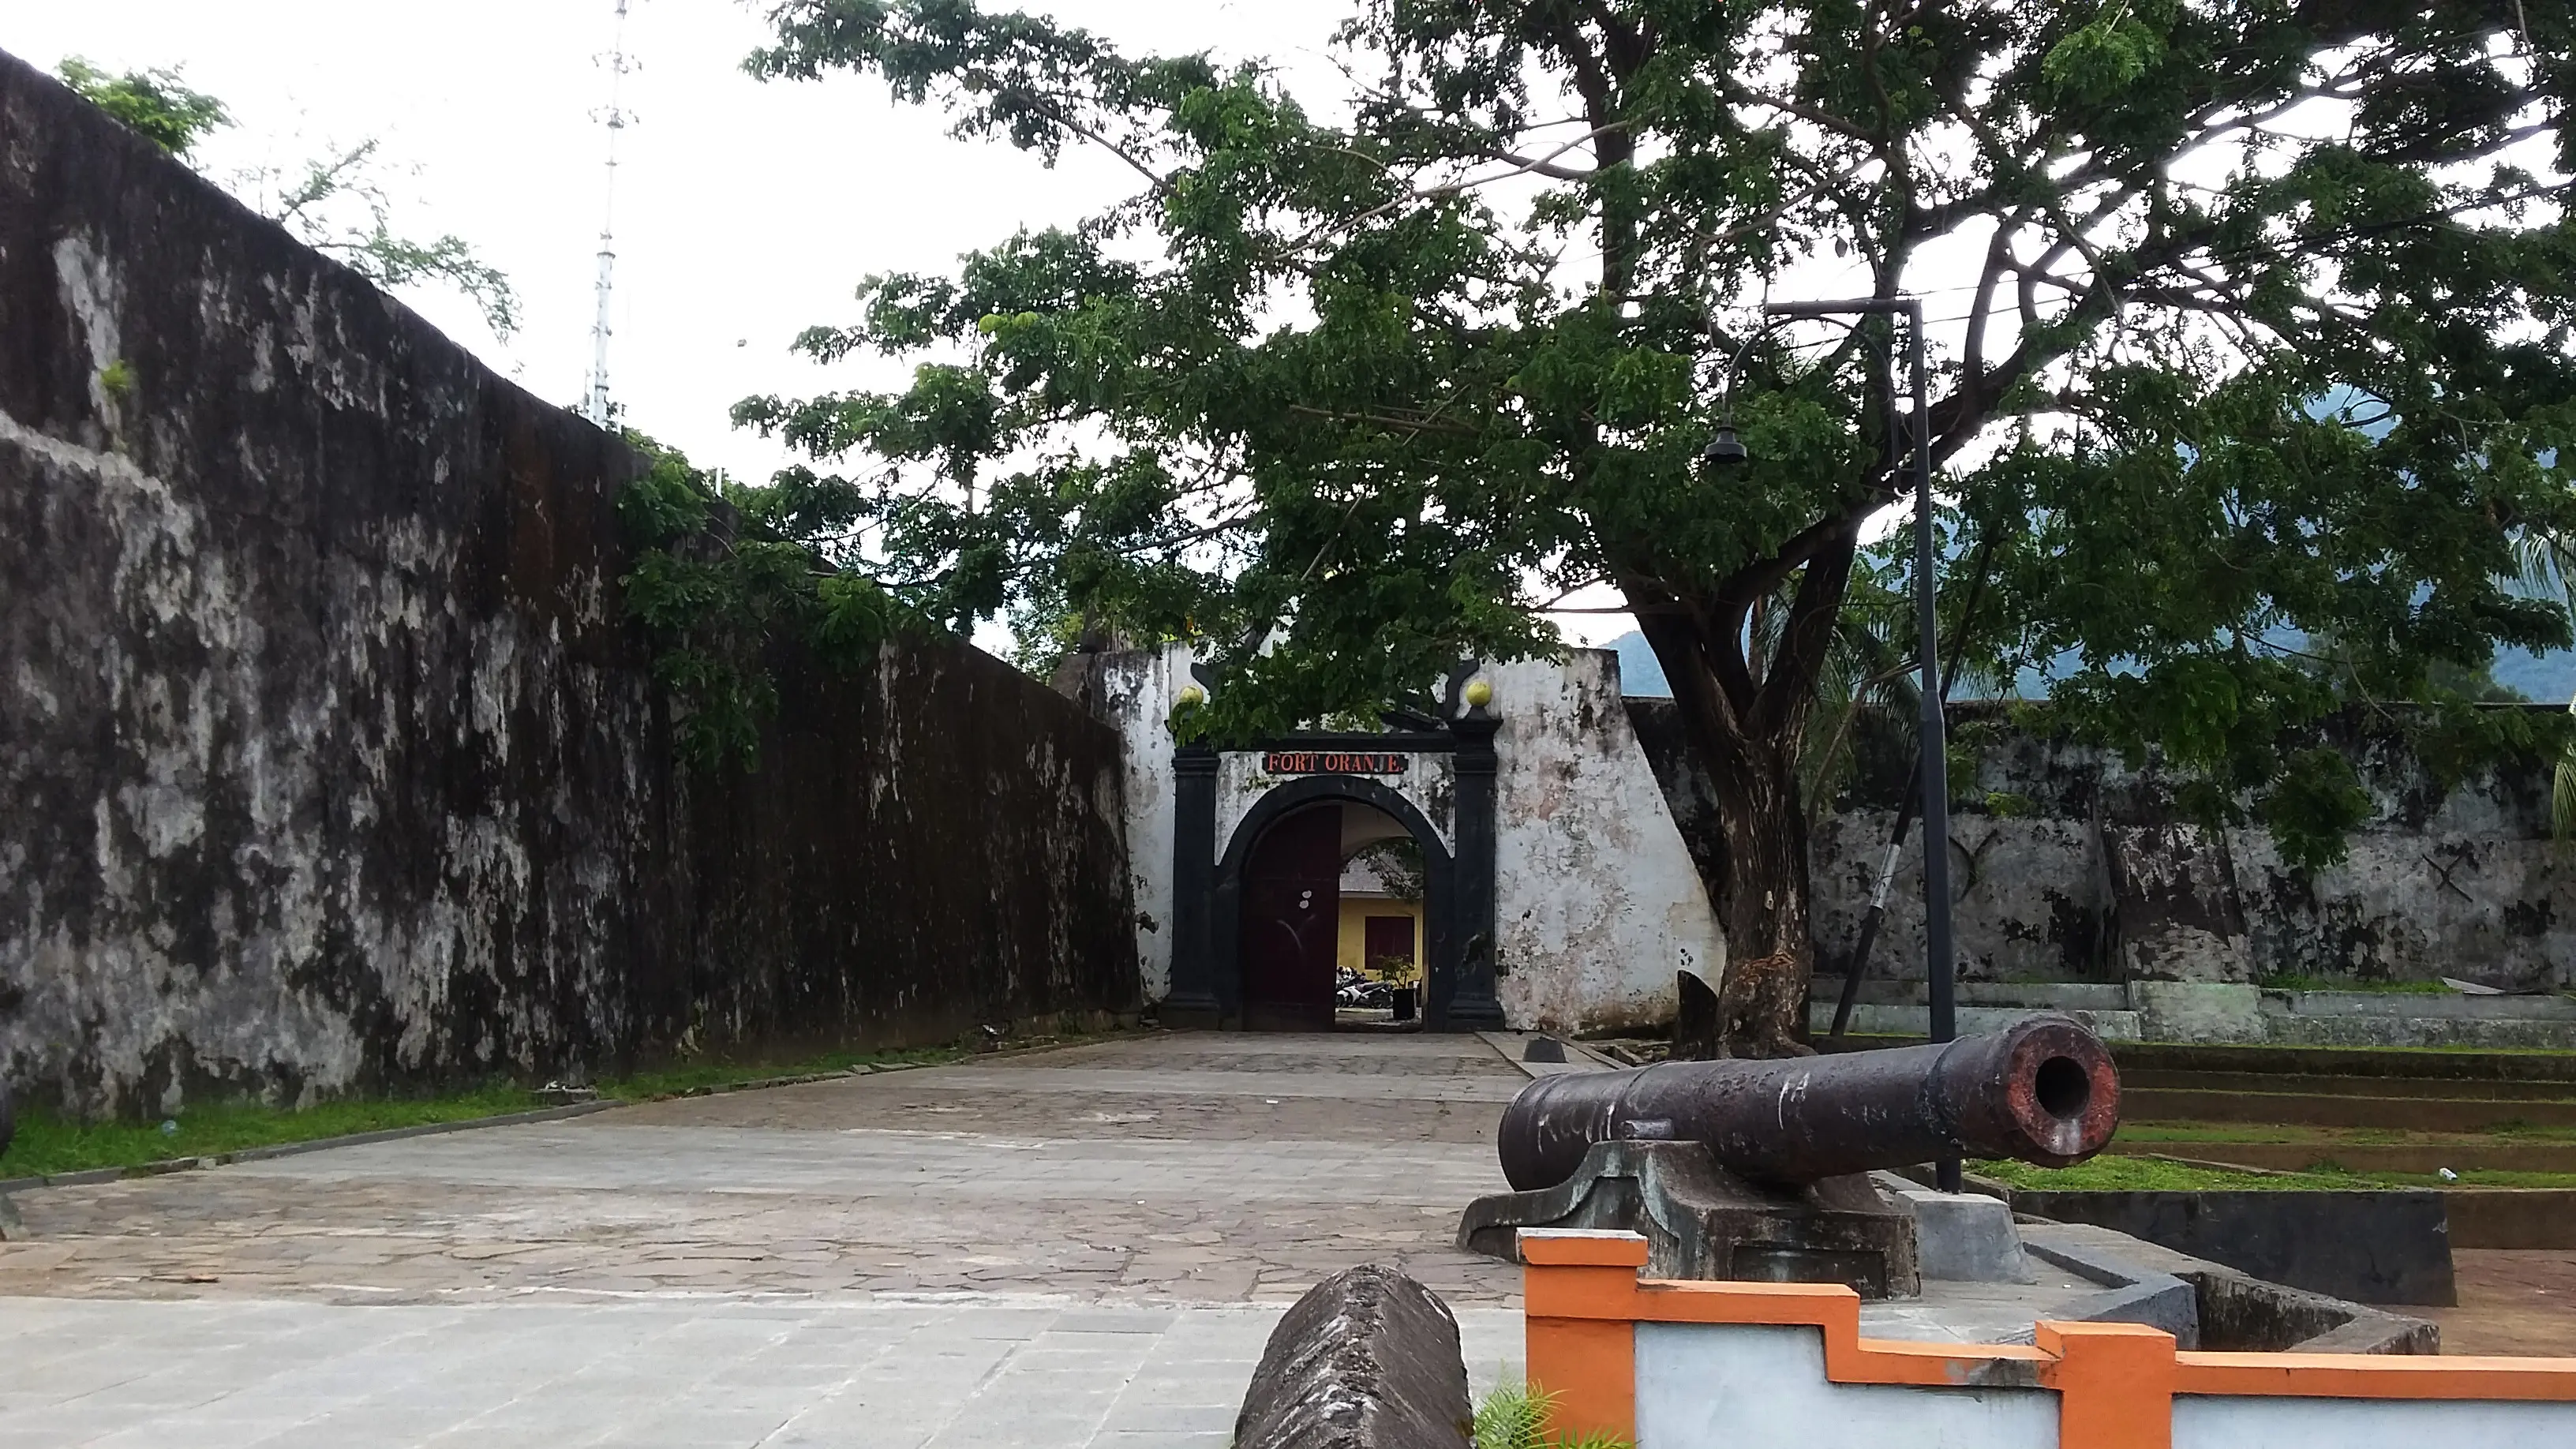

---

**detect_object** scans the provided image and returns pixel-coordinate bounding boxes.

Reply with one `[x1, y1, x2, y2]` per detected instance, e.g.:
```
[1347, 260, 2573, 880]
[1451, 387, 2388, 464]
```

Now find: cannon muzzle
[1496, 1014, 2118, 1192]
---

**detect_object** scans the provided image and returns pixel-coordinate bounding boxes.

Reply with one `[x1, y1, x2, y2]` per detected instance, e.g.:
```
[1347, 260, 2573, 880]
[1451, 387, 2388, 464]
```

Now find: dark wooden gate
[1238, 804, 1342, 1032]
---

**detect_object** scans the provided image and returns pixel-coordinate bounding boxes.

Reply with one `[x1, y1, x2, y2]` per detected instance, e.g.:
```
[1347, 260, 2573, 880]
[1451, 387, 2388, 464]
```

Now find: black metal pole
[1829, 533, 1997, 1043]
[1905, 303, 1960, 1193]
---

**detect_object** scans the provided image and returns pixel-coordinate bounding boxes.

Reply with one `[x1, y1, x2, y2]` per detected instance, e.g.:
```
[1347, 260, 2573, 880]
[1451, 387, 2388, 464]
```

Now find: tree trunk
[1694, 723, 1817, 1058]
[1627, 547, 1857, 1058]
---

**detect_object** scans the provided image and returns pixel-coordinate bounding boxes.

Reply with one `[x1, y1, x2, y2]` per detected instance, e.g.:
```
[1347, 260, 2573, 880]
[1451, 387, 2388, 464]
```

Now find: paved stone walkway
[0, 1032, 1526, 1447]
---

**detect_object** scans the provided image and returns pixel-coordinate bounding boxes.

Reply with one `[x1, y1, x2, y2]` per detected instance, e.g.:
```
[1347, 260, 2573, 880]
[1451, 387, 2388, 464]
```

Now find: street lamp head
[1700, 425, 1749, 469]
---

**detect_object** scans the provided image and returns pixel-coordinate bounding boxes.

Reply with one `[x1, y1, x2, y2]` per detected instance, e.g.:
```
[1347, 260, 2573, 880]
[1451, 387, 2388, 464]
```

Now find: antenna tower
[585, 0, 636, 428]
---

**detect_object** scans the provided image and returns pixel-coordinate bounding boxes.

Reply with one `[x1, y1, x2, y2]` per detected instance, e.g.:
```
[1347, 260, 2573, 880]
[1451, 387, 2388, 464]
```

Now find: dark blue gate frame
[1163, 715, 1503, 1032]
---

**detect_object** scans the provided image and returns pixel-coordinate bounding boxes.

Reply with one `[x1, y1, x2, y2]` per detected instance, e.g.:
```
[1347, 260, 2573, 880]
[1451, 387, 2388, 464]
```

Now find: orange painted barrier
[1518, 1228, 2576, 1449]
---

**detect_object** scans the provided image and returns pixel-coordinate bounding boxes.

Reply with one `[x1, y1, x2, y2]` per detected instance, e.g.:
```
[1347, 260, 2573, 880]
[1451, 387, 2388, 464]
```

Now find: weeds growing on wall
[616, 433, 915, 769]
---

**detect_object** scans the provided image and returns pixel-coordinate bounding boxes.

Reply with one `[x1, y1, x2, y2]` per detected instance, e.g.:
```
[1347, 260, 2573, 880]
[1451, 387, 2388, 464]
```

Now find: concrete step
[2122, 1088, 2576, 1132]
[1810, 978, 2576, 1050]
[1813, 1002, 2144, 1041]
[2105, 1041, 2576, 1084]
[2121, 1069, 2576, 1102]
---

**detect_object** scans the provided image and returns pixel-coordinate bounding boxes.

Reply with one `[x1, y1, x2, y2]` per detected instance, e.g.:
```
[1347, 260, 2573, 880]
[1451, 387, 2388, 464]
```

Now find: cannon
[1458, 1015, 2121, 1297]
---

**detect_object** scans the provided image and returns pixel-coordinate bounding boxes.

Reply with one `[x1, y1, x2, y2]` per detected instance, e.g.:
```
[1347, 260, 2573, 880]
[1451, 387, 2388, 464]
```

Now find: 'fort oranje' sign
[1261, 750, 1411, 776]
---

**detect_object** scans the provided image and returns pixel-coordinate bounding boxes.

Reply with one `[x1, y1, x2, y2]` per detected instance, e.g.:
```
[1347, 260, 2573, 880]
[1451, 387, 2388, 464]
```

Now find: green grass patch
[1975, 1156, 2355, 1192]
[0, 1039, 1016, 1181]
[0, 1085, 545, 1181]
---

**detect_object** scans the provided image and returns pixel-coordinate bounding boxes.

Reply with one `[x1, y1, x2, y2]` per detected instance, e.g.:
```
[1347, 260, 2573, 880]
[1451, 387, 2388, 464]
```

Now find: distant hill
[1604, 631, 1672, 697]
[2493, 647, 2576, 706]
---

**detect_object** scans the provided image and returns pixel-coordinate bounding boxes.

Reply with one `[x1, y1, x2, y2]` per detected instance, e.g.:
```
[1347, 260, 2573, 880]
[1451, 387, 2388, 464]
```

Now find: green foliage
[58, 59, 517, 339]
[2254, 747, 2375, 870]
[736, 1, 2576, 943]
[1473, 1380, 1632, 1449]
[249, 139, 520, 338]
[95, 358, 134, 400]
[57, 57, 230, 155]
[1351, 837, 1427, 904]
[616, 432, 916, 769]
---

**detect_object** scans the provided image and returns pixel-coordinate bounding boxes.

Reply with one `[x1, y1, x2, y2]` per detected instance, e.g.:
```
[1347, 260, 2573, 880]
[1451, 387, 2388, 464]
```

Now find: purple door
[1240, 805, 1342, 1031]
[1365, 915, 1415, 975]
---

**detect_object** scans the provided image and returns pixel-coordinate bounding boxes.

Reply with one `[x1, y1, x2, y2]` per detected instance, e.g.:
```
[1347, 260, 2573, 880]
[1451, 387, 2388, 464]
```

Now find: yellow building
[1336, 845, 1424, 983]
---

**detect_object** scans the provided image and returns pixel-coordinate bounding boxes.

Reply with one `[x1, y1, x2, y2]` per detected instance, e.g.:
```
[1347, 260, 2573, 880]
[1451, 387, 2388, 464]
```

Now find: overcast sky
[7, 2, 1616, 652]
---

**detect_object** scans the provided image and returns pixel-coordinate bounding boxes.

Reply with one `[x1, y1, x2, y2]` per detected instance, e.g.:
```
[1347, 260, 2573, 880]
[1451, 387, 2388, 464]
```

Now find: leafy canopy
[57, 57, 229, 156]
[732, 1, 2576, 866]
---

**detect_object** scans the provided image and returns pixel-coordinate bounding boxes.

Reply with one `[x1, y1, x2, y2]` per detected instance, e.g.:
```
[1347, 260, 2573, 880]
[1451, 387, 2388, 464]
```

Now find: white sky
[4, 2, 1596, 651]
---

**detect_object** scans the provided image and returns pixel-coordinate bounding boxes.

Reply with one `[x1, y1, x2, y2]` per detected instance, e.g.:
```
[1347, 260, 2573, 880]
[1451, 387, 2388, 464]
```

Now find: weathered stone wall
[0, 51, 1137, 1118]
[1488, 653, 1724, 1032]
[1632, 697, 2576, 992]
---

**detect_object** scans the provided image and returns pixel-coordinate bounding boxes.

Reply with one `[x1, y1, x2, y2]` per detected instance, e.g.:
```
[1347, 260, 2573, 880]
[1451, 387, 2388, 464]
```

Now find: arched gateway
[1059, 646, 1726, 1035]
[1215, 773, 1471, 1031]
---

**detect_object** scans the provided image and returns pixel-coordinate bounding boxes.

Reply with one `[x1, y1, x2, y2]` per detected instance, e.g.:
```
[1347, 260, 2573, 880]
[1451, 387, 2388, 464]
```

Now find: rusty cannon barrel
[1497, 1015, 2119, 1192]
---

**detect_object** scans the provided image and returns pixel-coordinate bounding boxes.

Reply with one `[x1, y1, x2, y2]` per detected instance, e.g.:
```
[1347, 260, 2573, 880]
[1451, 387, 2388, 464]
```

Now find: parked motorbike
[1335, 968, 1392, 1008]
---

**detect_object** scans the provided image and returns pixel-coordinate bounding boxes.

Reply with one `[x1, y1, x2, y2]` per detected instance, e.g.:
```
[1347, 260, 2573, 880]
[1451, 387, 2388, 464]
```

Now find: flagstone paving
[0, 1032, 1526, 1447]
[9, 1028, 2573, 1447]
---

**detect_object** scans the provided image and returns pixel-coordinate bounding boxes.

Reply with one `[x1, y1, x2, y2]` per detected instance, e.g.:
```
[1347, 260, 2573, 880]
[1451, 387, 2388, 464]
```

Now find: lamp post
[1702, 296, 1960, 1194]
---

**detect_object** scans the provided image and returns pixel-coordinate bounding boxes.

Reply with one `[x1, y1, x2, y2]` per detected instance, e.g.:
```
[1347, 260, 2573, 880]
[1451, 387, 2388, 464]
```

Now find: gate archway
[1212, 775, 1458, 1031]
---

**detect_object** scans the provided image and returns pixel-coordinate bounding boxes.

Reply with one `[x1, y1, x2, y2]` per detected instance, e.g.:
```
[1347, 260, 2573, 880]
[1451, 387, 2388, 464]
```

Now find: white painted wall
[2173, 1394, 2576, 1449]
[1634, 1323, 2055, 1449]
[1488, 651, 1726, 1034]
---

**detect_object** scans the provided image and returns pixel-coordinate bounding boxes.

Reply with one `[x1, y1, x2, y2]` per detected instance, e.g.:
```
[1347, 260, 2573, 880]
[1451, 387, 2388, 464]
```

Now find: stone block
[2132, 983, 2263, 1044]
[1889, 1186, 2035, 1283]
[1234, 1265, 1471, 1449]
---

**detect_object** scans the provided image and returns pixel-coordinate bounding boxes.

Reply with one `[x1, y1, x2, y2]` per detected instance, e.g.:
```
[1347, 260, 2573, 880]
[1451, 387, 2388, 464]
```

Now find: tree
[734, 2, 2576, 1050]
[55, 58, 230, 155]
[58, 58, 519, 339]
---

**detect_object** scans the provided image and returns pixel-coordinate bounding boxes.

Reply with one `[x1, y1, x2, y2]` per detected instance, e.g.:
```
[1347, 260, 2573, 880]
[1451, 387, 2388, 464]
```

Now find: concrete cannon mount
[1462, 1140, 1927, 1297]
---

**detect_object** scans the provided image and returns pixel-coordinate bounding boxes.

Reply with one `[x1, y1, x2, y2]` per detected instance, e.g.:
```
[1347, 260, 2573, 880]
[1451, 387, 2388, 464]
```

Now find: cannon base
[1456, 1140, 1921, 1299]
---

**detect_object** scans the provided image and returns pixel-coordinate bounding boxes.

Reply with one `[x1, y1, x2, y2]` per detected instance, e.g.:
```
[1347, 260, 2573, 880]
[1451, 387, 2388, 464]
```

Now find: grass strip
[0, 1042, 989, 1181]
[0, 1087, 549, 1181]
